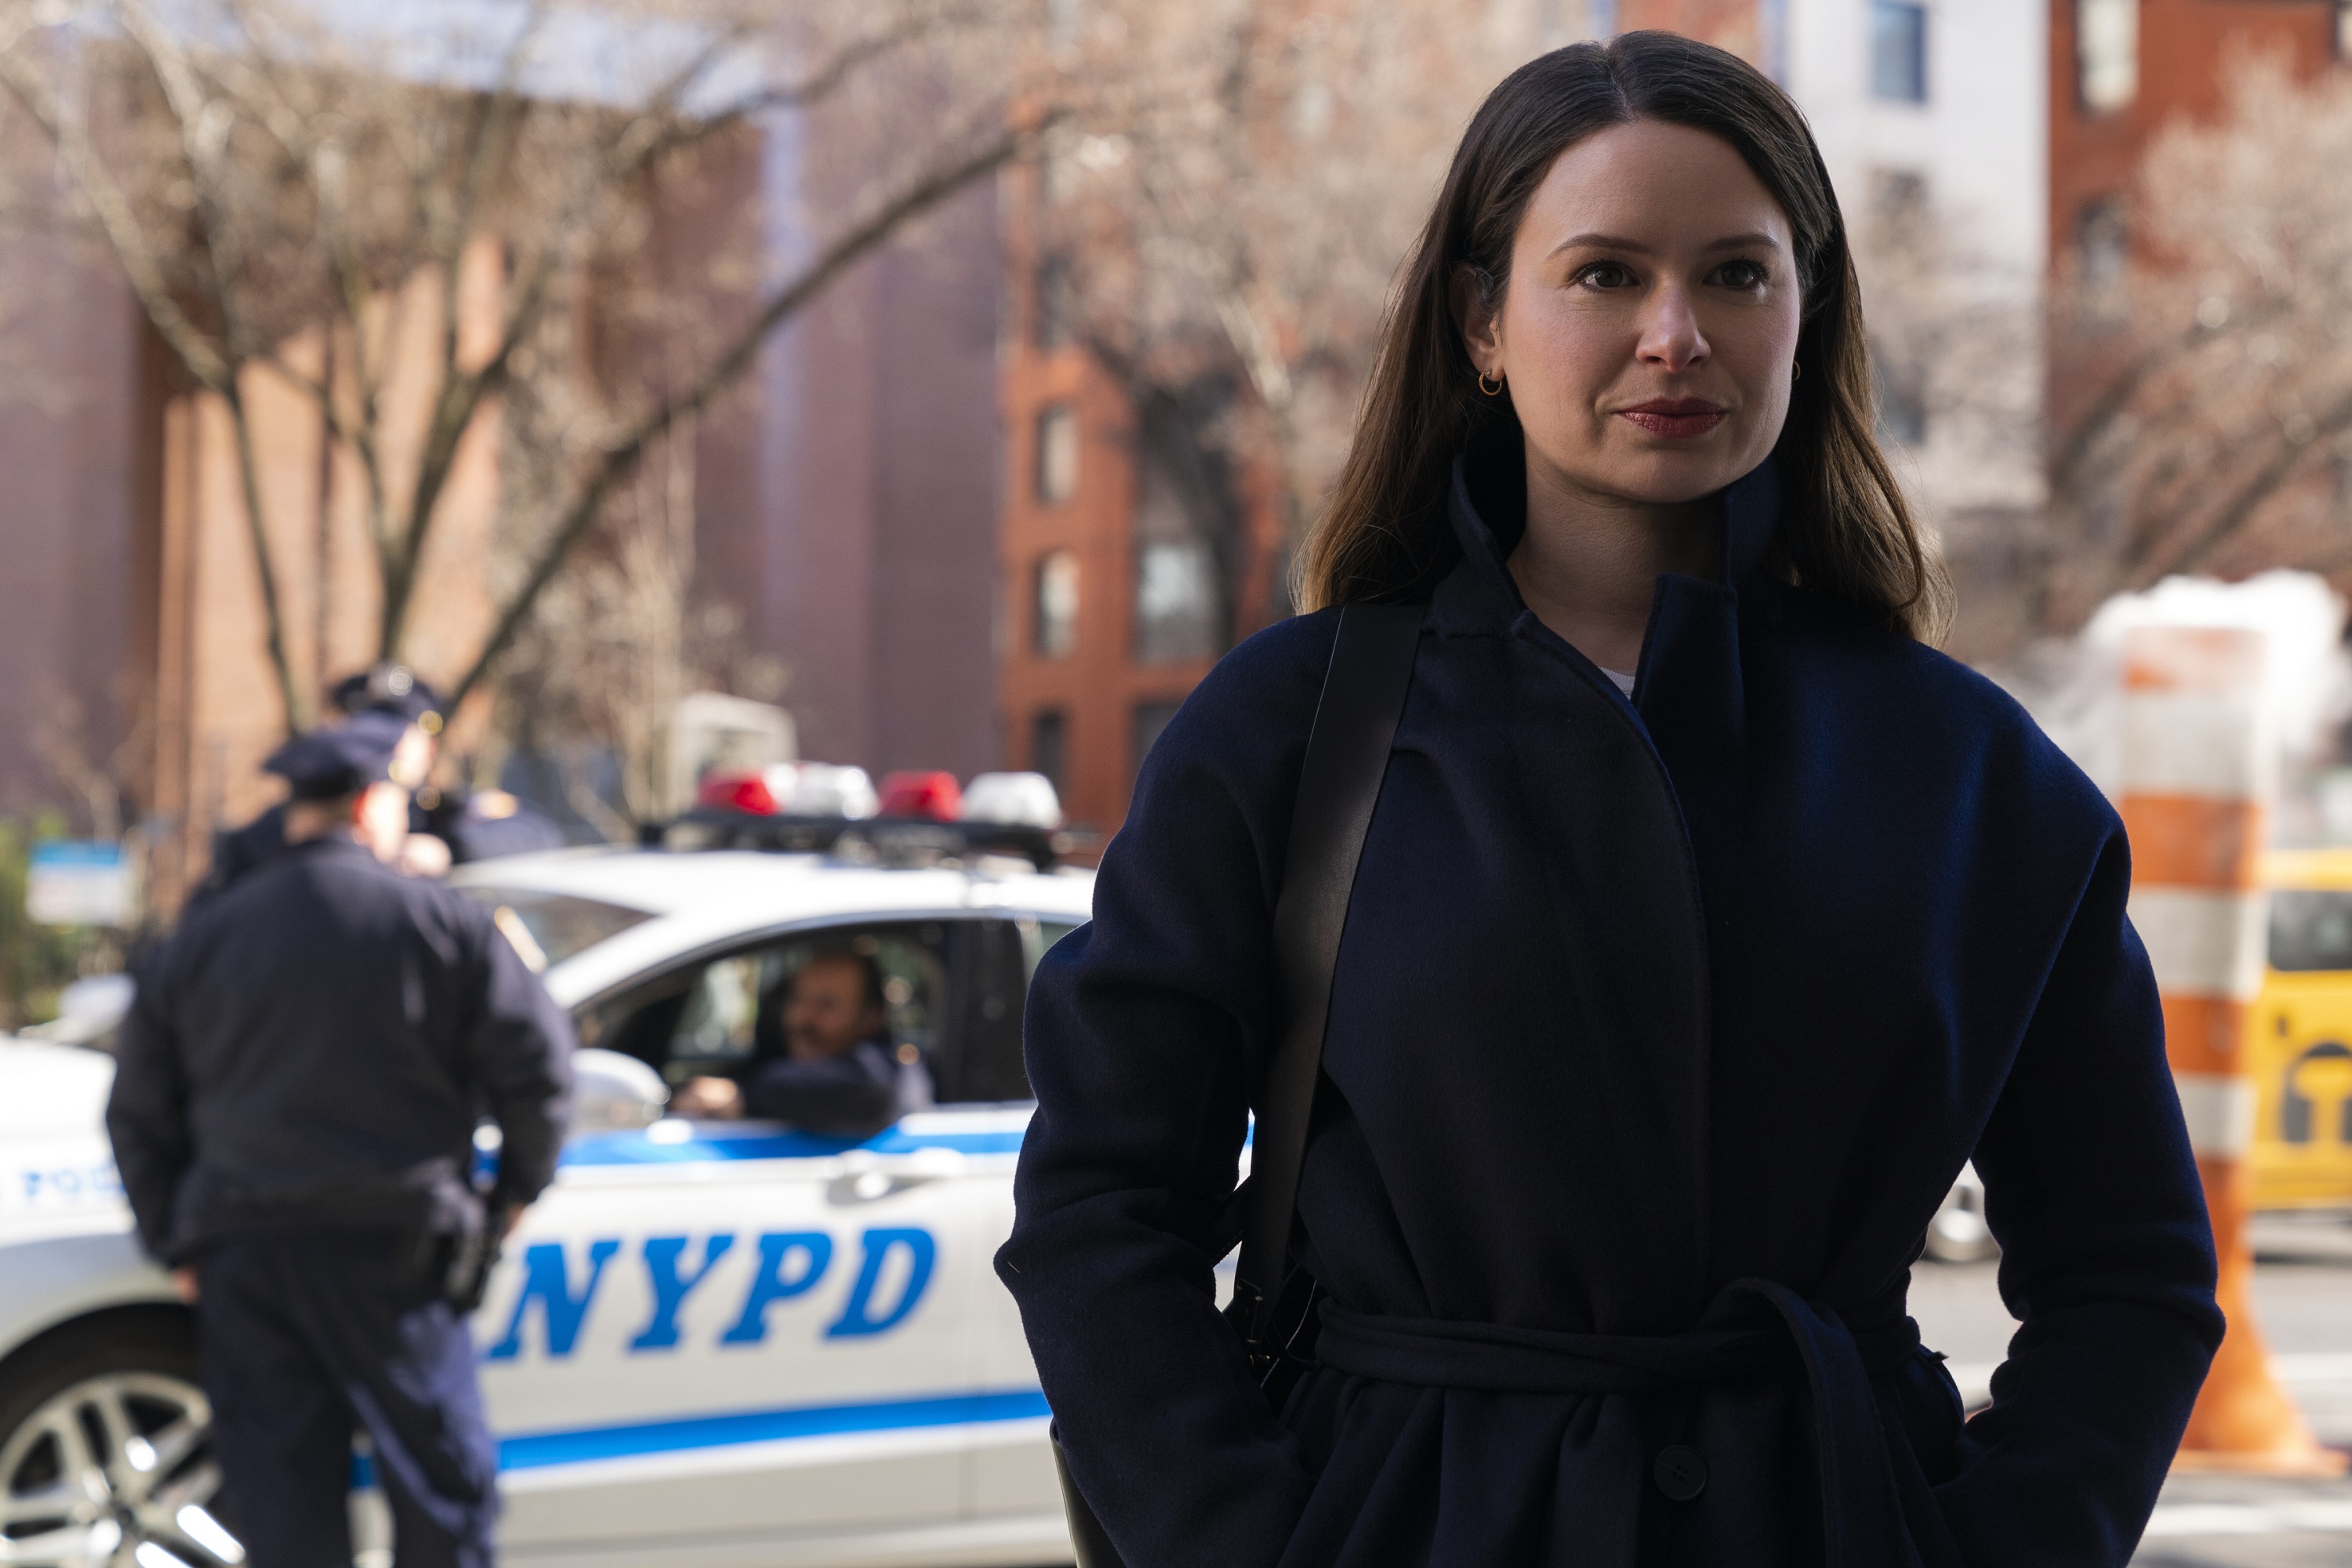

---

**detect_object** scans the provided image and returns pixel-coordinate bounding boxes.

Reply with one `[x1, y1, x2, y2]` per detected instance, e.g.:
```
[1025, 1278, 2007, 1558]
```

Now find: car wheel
[0, 1314, 245, 1567]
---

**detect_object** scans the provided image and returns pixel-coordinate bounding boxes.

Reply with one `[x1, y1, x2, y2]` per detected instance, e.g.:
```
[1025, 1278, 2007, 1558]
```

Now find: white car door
[943, 914, 1082, 1525]
[478, 918, 989, 1558]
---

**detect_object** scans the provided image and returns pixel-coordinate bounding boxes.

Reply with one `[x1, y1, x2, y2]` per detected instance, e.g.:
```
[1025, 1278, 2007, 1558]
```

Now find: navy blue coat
[997, 454, 2223, 1566]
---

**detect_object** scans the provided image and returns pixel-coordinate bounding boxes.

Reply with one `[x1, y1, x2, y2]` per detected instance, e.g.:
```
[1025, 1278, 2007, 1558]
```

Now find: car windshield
[2268, 889, 2352, 972]
[458, 887, 655, 968]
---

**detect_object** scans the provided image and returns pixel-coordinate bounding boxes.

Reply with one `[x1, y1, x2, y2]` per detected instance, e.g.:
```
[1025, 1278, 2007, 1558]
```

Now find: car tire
[0, 1311, 247, 1566]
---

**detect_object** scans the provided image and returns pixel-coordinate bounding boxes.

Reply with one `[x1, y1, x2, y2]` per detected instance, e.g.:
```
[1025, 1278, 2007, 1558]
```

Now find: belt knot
[1312, 1278, 1927, 1568]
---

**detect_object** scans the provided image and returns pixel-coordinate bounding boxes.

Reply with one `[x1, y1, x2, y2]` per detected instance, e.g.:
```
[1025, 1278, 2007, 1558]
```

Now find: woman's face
[1463, 119, 1803, 510]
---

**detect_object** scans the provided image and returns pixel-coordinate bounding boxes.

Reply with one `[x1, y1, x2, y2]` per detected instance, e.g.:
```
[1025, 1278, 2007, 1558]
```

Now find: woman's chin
[1534, 444, 1756, 510]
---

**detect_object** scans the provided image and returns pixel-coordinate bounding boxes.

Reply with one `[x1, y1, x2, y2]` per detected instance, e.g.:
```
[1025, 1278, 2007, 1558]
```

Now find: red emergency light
[695, 770, 779, 815]
[877, 770, 962, 821]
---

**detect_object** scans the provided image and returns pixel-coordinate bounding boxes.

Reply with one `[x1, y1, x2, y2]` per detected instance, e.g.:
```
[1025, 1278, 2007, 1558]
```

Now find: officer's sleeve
[1937, 825, 2227, 1562]
[465, 916, 575, 1209]
[103, 958, 191, 1264]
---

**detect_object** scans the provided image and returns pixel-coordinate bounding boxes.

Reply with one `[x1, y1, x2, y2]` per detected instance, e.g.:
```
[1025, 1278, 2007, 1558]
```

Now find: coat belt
[1313, 1278, 1929, 1568]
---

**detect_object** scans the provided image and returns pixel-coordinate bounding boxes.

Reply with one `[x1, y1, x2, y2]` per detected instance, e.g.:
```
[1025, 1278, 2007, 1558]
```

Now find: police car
[0, 785, 1093, 1566]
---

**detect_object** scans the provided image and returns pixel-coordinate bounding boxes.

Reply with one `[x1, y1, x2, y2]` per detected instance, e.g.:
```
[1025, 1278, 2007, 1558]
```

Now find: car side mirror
[568, 1047, 669, 1135]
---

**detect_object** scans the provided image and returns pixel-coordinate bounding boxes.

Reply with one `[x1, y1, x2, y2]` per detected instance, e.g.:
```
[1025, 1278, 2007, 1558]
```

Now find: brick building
[0, 104, 1004, 913]
[992, 151, 1290, 837]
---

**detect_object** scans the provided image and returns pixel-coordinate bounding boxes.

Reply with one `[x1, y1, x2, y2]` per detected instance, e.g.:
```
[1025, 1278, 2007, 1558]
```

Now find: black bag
[1051, 602, 1421, 1568]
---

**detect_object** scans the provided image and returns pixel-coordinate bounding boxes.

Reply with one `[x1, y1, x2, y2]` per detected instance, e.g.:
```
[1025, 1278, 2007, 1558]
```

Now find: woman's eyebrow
[1549, 230, 1786, 257]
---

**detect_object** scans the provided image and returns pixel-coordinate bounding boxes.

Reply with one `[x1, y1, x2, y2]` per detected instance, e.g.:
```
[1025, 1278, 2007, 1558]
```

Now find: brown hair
[1299, 31, 1950, 641]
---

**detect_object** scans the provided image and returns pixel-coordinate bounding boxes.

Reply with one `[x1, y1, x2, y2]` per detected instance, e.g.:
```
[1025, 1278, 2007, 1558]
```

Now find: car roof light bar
[640, 808, 1069, 872]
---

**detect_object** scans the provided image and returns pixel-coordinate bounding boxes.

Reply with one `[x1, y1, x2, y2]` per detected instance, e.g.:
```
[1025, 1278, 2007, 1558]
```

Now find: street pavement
[1911, 1210, 2352, 1567]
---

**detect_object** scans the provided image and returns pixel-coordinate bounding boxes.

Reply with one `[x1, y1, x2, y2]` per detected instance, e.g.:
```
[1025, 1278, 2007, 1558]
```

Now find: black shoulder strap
[1232, 601, 1421, 1354]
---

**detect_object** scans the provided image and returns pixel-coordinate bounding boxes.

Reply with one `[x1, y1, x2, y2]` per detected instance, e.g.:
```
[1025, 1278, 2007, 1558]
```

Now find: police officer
[330, 663, 565, 869]
[184, 668, 445, 906]
[106, 713, 575, 1566]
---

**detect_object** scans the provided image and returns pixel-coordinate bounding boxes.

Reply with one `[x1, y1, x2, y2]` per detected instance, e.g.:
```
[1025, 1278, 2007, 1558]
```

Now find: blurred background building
[0, 14, 1011, 915]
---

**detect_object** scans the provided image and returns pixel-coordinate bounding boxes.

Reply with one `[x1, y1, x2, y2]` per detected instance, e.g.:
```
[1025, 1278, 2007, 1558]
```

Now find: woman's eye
[1713, 260, 1769, 289]
[1575, 262, 1636, 289]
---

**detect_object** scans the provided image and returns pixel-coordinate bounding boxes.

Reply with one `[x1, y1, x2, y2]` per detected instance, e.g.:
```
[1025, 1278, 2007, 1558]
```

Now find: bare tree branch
[2037, 53, 2352, 624]
[2143, 387, 2352, 582]
[0, 50, 233, 390]
[449, 114, 1048, 708]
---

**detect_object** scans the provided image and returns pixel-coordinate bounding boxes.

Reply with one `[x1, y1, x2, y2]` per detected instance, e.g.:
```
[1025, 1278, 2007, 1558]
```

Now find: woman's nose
[1635, 286, 1710, 373]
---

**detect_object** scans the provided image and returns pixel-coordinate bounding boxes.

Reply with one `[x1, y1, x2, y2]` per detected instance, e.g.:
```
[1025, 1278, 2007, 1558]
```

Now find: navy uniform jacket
[997, 452, 2223, 1567]
[183, 804, 288, 912]
[107, 837, 575, 1265]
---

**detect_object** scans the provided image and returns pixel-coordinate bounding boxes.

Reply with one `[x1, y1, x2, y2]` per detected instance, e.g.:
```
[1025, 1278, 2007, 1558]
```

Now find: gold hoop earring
[1792, 361, 1803, 381]
[1477, 371, 1503, 397]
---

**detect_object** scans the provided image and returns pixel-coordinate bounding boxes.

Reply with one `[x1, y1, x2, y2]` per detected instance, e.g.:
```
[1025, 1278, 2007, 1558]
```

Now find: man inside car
[668, 947, 932, 1133]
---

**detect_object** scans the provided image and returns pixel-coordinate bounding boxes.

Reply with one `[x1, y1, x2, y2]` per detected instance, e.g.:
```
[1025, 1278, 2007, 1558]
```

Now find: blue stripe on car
[501, 1386, 1053, 1468]
[350, 1388, 1053, 1485]
[557, 1119, 1249, 1166]
[559, 1124, 1029, 1165]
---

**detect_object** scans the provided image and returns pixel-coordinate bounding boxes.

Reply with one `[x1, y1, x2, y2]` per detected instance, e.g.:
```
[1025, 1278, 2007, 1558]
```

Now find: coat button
[1653, 1443, 1708, 1502]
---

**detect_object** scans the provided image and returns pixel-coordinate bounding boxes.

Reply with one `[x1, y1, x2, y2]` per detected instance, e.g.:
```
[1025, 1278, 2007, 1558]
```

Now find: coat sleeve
[464, 911, 576, 1210]
[1936, 824, 2225, 1563]
[104, 949, 192, 1264]
[995, 612, 1340, 1568]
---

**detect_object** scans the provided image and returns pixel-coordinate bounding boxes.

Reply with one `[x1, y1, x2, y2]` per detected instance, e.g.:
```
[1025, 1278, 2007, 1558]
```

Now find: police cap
[329, 663, 445, 731]
[263, 712, 411, 801]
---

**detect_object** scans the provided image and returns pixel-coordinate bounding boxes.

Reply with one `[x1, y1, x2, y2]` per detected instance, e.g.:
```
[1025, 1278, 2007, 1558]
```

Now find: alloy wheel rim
[0, 1370, 243, 1566]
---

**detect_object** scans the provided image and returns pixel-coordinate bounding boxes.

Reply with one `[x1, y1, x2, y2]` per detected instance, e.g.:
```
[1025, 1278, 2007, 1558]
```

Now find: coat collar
[1425, 430, 1760, 1017]
[1428, 430, 1784, 639]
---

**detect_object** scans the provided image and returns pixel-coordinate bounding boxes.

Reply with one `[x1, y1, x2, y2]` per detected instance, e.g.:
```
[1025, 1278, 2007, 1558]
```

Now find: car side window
[668, 953, 775, 1075]
[577, 921, 960, 1097]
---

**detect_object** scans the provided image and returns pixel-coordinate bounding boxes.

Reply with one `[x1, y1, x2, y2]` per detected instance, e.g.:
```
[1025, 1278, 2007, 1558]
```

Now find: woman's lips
[1618, 399, 1728, 438]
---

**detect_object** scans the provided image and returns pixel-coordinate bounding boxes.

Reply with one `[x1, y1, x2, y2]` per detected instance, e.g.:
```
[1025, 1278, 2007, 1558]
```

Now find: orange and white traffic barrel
[2121, 624, 2345, 1475]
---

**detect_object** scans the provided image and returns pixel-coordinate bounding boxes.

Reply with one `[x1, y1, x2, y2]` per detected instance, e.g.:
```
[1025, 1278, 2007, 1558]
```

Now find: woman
[998, 33, 2222, 1567]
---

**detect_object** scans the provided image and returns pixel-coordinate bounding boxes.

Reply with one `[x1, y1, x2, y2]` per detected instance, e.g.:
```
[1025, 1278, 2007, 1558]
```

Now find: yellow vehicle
[2250, 849, 2352, 1210]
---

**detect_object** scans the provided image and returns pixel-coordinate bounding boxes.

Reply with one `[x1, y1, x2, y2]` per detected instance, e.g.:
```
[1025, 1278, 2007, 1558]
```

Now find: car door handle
[826, 1167, 945, 1206]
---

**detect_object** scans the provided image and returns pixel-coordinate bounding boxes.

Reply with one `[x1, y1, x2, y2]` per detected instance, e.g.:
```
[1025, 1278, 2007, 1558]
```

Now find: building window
[1133, 699, 1182, 782]
[1870, 2, 1927, 103]
[1035, 404, 1080, 504]
[1029, 709, 1067, 792]
[1134, 541, 1217, 664]
[2078, 196, 2129, 293]
[2077, 0, 2138, 114]
[1035, 254, 1076, 352]
[1586, 0, 1617, 37]
[1033, 550, 1080, 658]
